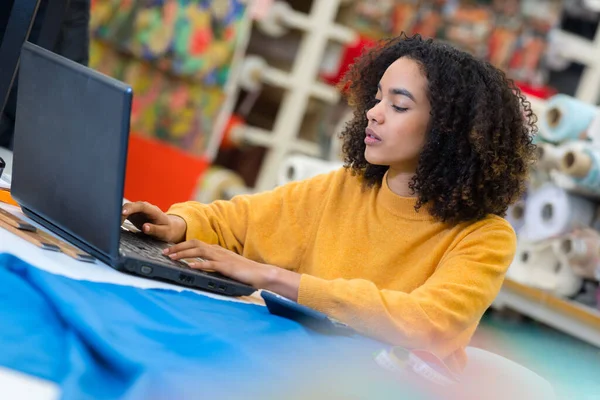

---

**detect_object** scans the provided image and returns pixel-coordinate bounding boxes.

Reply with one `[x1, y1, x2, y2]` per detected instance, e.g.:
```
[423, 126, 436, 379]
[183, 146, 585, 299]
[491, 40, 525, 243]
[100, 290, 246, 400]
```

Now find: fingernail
[189, 263, 197, 268]
[144, 225, 150, 233]
[122, 209, 127, 215]
[163, 248, 169, 255]
[169, 253, 176, 259]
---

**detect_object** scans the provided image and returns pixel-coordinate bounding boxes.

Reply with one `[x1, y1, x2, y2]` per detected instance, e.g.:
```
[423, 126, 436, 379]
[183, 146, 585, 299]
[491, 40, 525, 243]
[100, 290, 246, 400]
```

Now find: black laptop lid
[11, 42, 132, 260]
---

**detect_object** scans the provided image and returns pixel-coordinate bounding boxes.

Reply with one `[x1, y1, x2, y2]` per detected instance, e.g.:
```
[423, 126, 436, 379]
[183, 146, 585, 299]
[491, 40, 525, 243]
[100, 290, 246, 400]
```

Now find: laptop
[10, 42, 255, 297]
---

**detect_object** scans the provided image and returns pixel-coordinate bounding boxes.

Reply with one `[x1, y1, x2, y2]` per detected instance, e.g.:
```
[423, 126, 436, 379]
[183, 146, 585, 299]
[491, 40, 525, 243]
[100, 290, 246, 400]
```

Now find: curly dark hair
[340, 34, 537, 224]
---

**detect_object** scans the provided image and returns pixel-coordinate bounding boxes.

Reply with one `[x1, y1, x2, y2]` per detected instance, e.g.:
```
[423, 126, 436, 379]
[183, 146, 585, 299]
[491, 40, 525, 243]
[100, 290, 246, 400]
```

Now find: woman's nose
[366, 102, 384, 124]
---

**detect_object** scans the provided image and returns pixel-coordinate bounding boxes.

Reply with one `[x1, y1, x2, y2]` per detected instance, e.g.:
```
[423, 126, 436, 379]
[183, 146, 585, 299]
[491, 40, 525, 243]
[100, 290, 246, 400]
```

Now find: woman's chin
[364, 151, 388, 166]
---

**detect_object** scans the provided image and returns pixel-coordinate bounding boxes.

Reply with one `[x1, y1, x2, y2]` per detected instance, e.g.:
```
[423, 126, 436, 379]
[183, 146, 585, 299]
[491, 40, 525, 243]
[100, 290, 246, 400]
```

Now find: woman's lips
[365, 128, 382, 145]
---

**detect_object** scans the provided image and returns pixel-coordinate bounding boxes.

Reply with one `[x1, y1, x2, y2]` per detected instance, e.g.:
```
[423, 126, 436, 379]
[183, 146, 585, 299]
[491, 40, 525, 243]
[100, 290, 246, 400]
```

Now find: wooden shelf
[493, 277, 600, 348]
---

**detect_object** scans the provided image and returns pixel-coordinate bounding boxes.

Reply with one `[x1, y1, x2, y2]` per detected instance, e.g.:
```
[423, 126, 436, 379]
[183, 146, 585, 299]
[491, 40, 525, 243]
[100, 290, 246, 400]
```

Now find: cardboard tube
[510, 202, 525, 220]
[506, 200, 526, 233]
[558, 237, 587, 262]
[546, 107, 562, 128]
[561, 149, 592, 178]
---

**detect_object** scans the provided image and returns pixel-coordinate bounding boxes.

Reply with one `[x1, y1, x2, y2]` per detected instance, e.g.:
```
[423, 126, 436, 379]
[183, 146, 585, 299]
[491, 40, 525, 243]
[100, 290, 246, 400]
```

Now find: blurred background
[3, 0, 600, 398]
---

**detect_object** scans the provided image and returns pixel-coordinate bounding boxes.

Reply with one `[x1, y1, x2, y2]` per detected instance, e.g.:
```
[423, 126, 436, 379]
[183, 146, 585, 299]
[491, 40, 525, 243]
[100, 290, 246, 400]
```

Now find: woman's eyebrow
[376, 84, 416, 103]
[390, 87, 416, 103]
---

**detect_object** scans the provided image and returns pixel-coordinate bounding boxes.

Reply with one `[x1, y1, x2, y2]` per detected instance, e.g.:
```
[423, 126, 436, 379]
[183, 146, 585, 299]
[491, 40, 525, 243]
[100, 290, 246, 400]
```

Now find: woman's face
[365, 57, 431, 173]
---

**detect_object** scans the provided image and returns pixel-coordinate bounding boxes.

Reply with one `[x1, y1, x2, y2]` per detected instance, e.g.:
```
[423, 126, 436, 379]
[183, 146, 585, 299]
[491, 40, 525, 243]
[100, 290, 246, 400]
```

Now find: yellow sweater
[167, 168, 516, 372]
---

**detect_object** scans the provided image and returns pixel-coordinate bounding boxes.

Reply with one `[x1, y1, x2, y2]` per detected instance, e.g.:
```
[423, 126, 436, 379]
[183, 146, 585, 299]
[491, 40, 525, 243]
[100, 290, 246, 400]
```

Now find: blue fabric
[0, 253, 427, 399]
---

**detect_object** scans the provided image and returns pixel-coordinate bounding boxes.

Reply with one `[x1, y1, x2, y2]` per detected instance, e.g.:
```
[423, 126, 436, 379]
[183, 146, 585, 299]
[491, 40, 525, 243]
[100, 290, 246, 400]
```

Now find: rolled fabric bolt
[561, 148, 592, 179]
[559, 237, 588, 262]
[278, 154, 343, 186]
[508, 239, 583, 296]
[220, 115, 245, 150]
[550, 169, 600, 199]
[193, 167, 249, 203]
[256, 1, 290, 38]
[508, 240, 557, 284]
[239, 56, 266, 92]
[531, 245, 583, 297]
[506, 241, 537, 284]
[535, 142, 563, 171]
[554, 230, 600, 280]
[540, 94, 597, 143]
[558, 147, 600, 192]
[522, 184, 595, 242]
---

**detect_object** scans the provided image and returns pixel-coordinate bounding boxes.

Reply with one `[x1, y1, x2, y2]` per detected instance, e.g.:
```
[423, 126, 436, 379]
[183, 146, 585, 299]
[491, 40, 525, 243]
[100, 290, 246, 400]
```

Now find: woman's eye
[393, 105, 408, 112]
[373, 98, 381, 104]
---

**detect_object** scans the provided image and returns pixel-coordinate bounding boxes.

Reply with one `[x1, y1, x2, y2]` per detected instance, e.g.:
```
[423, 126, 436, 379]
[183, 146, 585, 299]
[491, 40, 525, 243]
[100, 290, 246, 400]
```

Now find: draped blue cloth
[0, 253, 424, 399]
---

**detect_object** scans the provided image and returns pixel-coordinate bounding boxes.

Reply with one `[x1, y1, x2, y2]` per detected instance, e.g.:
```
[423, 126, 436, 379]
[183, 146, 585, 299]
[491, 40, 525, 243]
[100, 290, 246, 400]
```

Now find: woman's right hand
[122, 201, 187, 243]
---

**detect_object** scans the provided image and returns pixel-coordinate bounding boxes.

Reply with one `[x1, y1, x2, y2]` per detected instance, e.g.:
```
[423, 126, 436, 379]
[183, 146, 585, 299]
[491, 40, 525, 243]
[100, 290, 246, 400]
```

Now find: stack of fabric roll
[506, 94, 600, 309]
[192, 166, 250, 204]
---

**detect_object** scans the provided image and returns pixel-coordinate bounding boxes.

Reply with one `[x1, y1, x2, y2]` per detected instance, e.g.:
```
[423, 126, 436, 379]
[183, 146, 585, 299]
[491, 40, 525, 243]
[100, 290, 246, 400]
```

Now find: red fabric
[321, 36, 377, 87]
[124, 134, 209, 211]
[220, 114, 245, 150]
[515, 81, 557, 99]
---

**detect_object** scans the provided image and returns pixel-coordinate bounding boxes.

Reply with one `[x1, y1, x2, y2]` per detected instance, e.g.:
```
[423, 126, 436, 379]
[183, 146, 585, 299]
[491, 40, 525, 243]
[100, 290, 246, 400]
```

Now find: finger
[122, 202, 152, 230]
[123, 202, 169, 230]
[163, 240, 202, 255]
[142, 223, 171, 241]
[122, 201, 147, 216]
[168, 247, 207, 261]
[189, 260, 223, 274]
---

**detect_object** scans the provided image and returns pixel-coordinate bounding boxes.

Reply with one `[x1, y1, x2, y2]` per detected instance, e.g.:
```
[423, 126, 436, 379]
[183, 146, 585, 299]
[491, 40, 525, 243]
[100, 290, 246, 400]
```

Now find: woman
[122, 34, 536, 373]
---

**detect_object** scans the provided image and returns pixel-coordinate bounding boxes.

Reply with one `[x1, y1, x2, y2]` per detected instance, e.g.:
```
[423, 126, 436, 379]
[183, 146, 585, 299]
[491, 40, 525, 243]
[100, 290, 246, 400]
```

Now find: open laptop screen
[11, 42, 132, 260]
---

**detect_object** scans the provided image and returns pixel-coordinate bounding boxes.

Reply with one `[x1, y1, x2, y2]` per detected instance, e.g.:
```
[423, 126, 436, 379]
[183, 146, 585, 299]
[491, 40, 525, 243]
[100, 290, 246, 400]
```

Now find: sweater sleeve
[166, 170, 338, 267]
[297, 219, 516, 358]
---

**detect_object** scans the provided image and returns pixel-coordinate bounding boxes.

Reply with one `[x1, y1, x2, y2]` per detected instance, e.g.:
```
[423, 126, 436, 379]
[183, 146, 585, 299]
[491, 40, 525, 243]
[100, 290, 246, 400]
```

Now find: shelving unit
[494, 15, 600, 347]
[524, 15, 600, 111]
[552, 28, 600, 104]
[225, 0, 357, 192]
[493, 278, 600, 348]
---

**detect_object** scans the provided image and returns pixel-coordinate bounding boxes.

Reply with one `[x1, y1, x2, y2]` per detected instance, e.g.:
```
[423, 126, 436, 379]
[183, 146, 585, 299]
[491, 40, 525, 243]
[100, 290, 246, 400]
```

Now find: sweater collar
[378, 171, 433, 220]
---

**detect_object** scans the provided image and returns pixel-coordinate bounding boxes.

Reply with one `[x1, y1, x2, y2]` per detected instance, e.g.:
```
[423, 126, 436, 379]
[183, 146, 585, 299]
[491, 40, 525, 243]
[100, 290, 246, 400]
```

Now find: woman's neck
[386, 167, 417, 197]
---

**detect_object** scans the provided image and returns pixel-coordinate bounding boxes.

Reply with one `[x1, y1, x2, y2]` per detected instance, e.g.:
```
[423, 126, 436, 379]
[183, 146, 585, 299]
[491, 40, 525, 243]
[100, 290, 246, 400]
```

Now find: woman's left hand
[163, 240, 277, 290]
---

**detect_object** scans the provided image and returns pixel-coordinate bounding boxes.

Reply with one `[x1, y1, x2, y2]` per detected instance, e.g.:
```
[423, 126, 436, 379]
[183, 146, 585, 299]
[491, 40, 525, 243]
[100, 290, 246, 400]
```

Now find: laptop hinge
[21, 205, 116, 266]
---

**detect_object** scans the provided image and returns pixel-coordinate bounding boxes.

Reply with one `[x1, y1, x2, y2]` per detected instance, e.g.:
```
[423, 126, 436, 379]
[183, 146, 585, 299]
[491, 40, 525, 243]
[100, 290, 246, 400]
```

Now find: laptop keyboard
[119, 229, 192, 269]
[119, 229, 234, 283]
